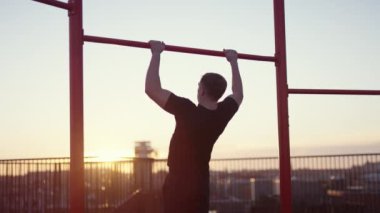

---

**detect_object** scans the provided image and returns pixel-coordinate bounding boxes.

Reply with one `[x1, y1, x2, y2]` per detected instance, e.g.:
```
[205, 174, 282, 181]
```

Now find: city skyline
[1, 153, 379, 212]
[1, 0, 379, 160]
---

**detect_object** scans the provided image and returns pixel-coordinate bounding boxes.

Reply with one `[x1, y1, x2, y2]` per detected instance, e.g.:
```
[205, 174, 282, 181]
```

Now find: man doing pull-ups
[145, 40, 243, 213]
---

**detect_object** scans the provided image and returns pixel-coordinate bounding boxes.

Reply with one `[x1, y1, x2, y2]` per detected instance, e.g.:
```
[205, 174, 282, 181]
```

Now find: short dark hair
[200, 73, 227, 101]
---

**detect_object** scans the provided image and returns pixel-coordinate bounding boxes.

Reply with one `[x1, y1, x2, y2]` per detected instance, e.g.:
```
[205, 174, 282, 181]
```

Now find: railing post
[273, 0, 292, 212]
[68, 0, 84, 212]
[133, 158, 153, 192]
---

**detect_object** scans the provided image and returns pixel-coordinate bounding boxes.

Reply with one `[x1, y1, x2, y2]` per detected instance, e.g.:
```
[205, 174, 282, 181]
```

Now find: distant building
[250, 178, 275, 202]
[134, 141, 155, 158]
[134, 141, 155, 192]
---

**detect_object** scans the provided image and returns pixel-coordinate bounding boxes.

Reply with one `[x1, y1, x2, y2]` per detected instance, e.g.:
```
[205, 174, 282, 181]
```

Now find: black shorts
[163, 172, 209, 213]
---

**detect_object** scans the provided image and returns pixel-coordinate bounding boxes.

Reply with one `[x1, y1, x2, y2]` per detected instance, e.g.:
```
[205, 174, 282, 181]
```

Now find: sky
[0, 0, 379, 160]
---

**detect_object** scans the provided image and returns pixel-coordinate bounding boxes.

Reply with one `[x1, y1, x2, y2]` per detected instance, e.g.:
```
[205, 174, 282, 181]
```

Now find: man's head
[198, 73, 227, 102]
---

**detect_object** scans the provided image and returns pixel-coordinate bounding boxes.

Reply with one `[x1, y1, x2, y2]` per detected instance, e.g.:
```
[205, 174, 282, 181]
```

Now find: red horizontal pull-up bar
[32, 0, 71, 10]
[84, 35, 276, 62]
[289, 88, 380, 95]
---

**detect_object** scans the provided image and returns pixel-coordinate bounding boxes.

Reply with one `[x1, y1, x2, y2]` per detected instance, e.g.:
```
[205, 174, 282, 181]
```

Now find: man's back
[162, 93, 239, 213]
[164, 93, 239, 175]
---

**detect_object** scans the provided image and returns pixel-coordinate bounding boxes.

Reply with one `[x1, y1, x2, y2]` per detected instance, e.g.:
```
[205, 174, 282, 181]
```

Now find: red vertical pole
[273, 0, 292, 213]
[69, 0, 84, 212]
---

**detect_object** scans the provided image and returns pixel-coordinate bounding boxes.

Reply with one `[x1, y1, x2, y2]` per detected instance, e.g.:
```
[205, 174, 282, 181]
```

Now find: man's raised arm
[224, 49, 244, 105]
[145, 40, 171, 109]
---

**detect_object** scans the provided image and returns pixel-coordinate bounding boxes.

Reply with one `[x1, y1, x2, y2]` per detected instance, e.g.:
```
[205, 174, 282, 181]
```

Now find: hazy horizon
[1, 140, 379, 160]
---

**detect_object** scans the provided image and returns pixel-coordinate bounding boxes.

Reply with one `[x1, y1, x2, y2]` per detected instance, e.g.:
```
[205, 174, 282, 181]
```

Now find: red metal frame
[273, 0, 292, 212]
[29, 0, 380, 213]
[33, 0, 71, 10]
[68, 0, 84, 212]
[84, 35, 276, 62]
[289, 88, 380, 95]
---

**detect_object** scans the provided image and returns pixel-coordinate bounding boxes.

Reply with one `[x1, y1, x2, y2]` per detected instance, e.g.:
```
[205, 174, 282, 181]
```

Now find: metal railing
[0, 153, 379, 213]
[0, 158, 70, 213]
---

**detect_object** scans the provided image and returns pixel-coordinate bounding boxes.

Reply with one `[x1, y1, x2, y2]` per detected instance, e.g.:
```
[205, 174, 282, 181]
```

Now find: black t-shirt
[164, 93, 239, 176]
